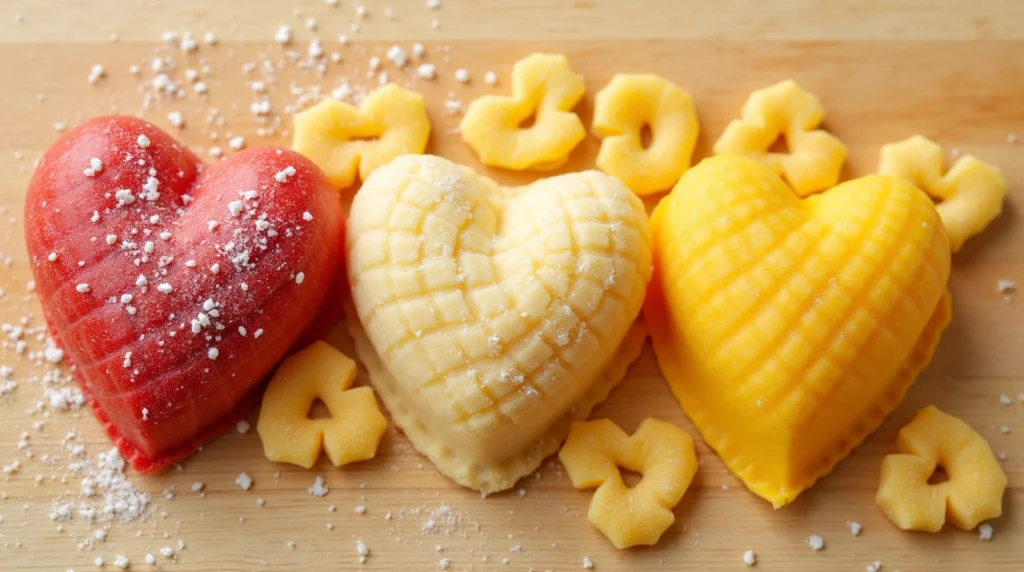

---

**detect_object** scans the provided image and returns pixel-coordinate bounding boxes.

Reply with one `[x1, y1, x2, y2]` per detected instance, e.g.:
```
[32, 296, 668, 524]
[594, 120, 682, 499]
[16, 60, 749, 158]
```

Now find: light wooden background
[0, 1, 1022, 570]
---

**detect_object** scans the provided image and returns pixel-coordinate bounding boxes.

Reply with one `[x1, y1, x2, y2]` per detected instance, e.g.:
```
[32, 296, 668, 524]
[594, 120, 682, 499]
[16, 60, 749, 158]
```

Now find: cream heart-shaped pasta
[347, 155, 652, 493]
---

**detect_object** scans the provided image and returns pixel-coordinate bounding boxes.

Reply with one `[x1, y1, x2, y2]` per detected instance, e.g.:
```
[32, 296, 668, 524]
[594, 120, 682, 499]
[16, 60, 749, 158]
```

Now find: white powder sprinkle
[88, 64, 105, 84]
[76, 283, 91, 293]
[235, 472, 253, 490]
[998, 280, 1016, 293]
[309, 39, 324, 59]
[156, 283, 173, 294]
[295, 272, 305, 285]
[180, 32, 197, 52]
[228, 200, 244, 216]
[143, 179, 160, 201]
[114, 554, 129, 569]
[274, 25, 292, 44]
[583, 555, 594, 569]
[743, 550, 756, 566]
[208, 347, 219, 360]
[167, 111, 185, 128]
[123, 352, 132, 368]
[275, 165, 297, 182]
[115, 189, 135, 206]
[42, 344, 64, 363]
[484, 71, 498, 85]
[454, 68, 470, 83]
[387, 45, 408, 68]
[440, 558, 450, 569]
[85, 157, 103, 176]
[136, 275, 148, 288]
[444, 98, 464, 115]
[254, 328, 264, 338]
[332, 82, 353, 100]
[417, 63, 437, 79]
[807, 534, 825, 551]
[62, 448, 150, 524]
[848, 520, 862, 536]
[236, 420, 251, 434]
[1000, 394, 1013, 406]
[137, 134, 151, 148]
[308, 475, 329, 497]
[229, 136, 246, 150]
[979, 522, 994, 540]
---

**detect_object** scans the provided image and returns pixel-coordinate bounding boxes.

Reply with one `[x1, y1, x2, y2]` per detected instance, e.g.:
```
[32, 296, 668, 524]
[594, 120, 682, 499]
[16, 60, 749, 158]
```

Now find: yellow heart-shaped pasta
[257, 341, 387, 468]
[346, 155, 652, 493]
[460, 53, 586, 171]
[559, 418, 698, 549]
[645, 155, 952, 508]
[878, 135, 1007, 252]
[877, 406, 1006, 532]
[713, 80, 846, 197]
[592, 73, 700, 196]
[292, 84, 431, 190]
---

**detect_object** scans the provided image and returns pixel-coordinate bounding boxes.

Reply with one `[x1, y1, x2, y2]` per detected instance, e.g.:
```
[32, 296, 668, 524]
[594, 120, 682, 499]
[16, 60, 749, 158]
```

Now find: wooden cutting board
[0, 1, 1021, 570]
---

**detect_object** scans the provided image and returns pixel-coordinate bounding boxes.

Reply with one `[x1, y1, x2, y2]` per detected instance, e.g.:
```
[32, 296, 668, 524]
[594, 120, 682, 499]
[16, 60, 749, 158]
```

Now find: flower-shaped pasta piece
[292, 84, 431, 190]
[713, 79, 846, 196]
[592, 74, 699, 196]
[878, 135, 1007, 252]
[877, 406, 1007, 532]
[558, 418, 698, 549]
[460, 53, 586, 171]
[257, 341, 387, 468]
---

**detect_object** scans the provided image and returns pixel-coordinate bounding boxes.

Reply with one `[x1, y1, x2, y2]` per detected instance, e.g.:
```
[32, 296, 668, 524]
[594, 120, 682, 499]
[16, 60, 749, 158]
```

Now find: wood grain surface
[0, 1, 1022, 570]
